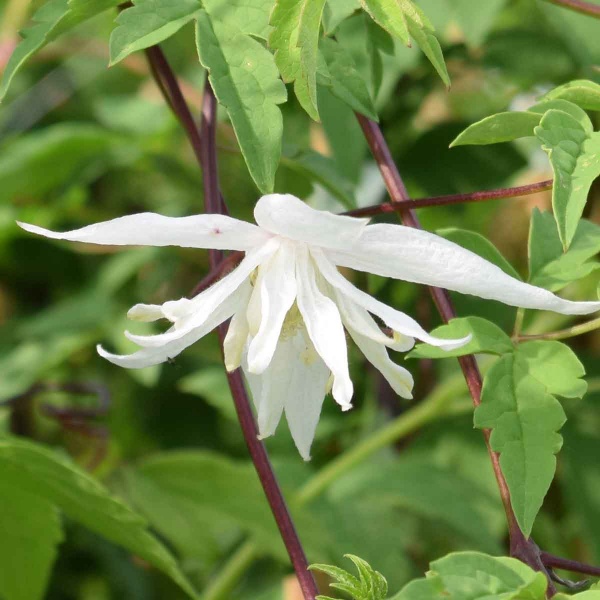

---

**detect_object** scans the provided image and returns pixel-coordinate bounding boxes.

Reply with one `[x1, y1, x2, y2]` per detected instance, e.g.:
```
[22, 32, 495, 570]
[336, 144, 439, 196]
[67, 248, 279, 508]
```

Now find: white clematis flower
[18, 194, 600, 459]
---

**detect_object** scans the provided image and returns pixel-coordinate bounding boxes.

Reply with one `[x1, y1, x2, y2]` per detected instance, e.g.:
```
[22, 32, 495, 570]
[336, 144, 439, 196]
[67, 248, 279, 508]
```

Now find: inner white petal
[223, 285, 253, 372]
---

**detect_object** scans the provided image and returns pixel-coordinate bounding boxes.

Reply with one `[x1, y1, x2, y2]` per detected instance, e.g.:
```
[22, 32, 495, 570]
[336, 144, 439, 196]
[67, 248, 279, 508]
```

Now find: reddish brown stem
[345, 180, 553, 218]
[356, 114, 557, 597]
[544, 0, 600, 17]
[541, 552, 600, 577]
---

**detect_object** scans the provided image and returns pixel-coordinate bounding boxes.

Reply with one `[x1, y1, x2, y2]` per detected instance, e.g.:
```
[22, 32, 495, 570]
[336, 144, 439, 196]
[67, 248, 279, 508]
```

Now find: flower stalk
[543, 0, 600, 17]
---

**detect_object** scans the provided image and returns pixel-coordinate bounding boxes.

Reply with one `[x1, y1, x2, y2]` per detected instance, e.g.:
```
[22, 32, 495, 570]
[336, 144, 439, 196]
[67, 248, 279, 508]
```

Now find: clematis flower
[18, 195, 600, 458]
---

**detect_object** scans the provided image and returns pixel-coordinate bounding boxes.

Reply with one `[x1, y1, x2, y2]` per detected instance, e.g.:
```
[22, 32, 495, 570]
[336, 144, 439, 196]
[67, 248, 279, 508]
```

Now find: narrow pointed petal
[18, 212, 270, 251]
[247, 242, 298, 374]
[333, 288, 415, 351]
[125, 239, 279, 348]
[97, 288, 244, 369]
[345, 322, 414, 399]
[254, 194, 369, 251]
[224, 289, 252, 372]
[329, 224, 600, 316]
[312, 248, 470, 350]
[296, 246, 354, 409]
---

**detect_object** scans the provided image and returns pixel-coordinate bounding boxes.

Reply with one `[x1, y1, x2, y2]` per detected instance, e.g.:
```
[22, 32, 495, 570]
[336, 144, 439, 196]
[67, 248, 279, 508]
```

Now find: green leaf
[437, 228, 522, 280]
[0, 486, 63, 600]
[318, 37, 378, 120]
[450, 111, 542, 147]
[407, 316, 513, 360]
[359, 0, 411, 45]
[541, 80, 600, 111]
[393, 552, 547, 600]
[196, 10, 287, 193]
[535, 108, 600, 250]
[323, 0, 361, 33]
[0, 0, 122, 100]
[109, 0, 202, 65]
[474, 341, 586, 536]
[282, 149, 357, 208]
[270, 0, 327, 121]
[0, 437, 198, 599]
[528, 209, 600, 291]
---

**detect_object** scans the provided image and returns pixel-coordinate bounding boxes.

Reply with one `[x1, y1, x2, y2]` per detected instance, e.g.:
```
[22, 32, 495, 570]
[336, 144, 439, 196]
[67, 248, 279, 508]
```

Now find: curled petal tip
[440, 333, 472, 351]
[341, 403, 353, 412]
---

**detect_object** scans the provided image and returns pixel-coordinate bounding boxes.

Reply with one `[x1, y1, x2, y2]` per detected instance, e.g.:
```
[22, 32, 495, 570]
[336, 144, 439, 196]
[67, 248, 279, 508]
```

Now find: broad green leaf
[528, 99, 591, 127]
[535, 108, 600, 250]
[323, 0, 361, 33]
[0, 0, 122, 100]
[318, 37, 378, 120]
[201, 0, 275, 38]
[0, 486, 63, 600]
[528, 209, 600, 291]
[0, 438, 198, 599]
[109, 0, 202, 65]
[270, 0, 327, 120]
[450, 111, 541, 147]
[541, 80, 600, 111]
[282, 149, 357, 208]
[475, 341, 586, 536]
[437, 228, 522, 280]
[407, 316, 513, 360]
[393, 552, 547, 600]
[196, 10, 287, 193]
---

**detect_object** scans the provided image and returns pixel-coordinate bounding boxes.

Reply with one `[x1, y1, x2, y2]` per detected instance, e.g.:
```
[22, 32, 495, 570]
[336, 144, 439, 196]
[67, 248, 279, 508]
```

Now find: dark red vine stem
[345, 180, 553, 218]
[543, 0, 600, 17]
[145, 48, 318, 599]
[541, 552, 600, 577]
[355, 114, 558, 597]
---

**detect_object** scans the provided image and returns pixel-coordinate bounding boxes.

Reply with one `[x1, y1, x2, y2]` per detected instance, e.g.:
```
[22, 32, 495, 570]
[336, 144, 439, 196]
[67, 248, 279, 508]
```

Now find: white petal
[296, 245, 354, 409]
[254, 194, 369, 251]
[329, 223, 600, 316]
[223, 285, 252, 372]
[18, 212, 270, 251]
[127, 304, 165, 322]
[333, 288, 415, 352]
[344, 322, 414, 399]
[283, 330, 331, 461]
[247, 242, 298, 374]
[311, 248, 470, 350]
[97, 288, 245, 369]
[125, 239, 279, 348]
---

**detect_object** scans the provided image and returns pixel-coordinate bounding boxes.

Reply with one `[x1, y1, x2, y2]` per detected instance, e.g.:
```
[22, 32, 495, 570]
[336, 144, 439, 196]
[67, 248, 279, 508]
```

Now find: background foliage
[0, 0, 599, 598]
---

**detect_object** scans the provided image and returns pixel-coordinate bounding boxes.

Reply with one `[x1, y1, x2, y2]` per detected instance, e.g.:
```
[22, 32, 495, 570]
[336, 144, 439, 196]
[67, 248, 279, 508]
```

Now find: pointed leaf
[270, 0, 327, 120]
[360, 0, 411, 45]
[474, 341, 586, 536]
[323, 0, 361, 33]
[196, 10, 287, 193]
[541, 79, 600, 111]
[535, 108, 600, 250]
[0, 0, 122, 100]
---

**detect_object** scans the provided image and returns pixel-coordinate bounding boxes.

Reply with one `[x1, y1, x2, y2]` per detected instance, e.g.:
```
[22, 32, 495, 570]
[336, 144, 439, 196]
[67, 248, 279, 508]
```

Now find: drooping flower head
[19, 195, 600, 458]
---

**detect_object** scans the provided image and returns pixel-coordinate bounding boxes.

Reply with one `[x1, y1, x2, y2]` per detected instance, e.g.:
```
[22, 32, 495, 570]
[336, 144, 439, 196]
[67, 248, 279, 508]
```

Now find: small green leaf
[0, 438, 198, 599]
[109, 0, 201, 65]
[360, 0, 411, 45]
[196, 11, 287, 193]
[0, 486, 63, 600]
[541, 79, 600, 112]
[535, 108, 600, 250]
[323, 0, 361, 33]
[437, 228, 522, 280]
[0, 0, 122, 100]
[318, 37, 378, 120]
[407, 316, 513, 360]
[528, 98, 591, 128]
[528, 209, 600, 291]
[270, 0, 327, 121]
[475, 341, 586, 536]
[450, 111, 542, 146]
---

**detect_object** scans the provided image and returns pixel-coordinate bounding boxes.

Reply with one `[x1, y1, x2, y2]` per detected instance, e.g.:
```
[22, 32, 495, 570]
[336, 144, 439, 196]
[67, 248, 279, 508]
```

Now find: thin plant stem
[345, 180, 553, 218]
[355, 113, 557, 597]
[540, 552, 600, 577]
[513, 307, 526, 339]
[517, 315, 600, 342]
[543, 0, 600, 17]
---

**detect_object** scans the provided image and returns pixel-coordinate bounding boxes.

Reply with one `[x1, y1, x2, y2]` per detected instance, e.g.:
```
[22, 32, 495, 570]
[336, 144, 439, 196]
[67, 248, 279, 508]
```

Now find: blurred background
[0, 0, 599, 598]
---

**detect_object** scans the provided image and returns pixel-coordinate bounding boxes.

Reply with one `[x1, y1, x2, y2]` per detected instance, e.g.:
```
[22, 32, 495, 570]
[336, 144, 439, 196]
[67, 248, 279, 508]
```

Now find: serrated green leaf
[0, 438, 198, 599]
[475, 341, 586, 536]
[535, 108, 600, 250]
[282, 149, 356, 208]
[0, 486, 63, 600]
[196, 10, 287, 193]
[270, 0, 327, 121]
[318, 36, 378, 120]
[437, 228, 522, 280]
[450, 111, 541, 147]
[407, 316, 513, 360]
[360, 0, 410, 45]
[109, 0, 201, 65]
[540, 80, 600, 111]
[0, 0, 122, 100]
[528, 209, 600, 291]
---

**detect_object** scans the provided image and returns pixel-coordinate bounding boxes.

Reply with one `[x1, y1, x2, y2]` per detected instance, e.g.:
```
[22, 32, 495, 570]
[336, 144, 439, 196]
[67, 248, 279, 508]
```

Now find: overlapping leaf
[474, 341, 587, 536]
